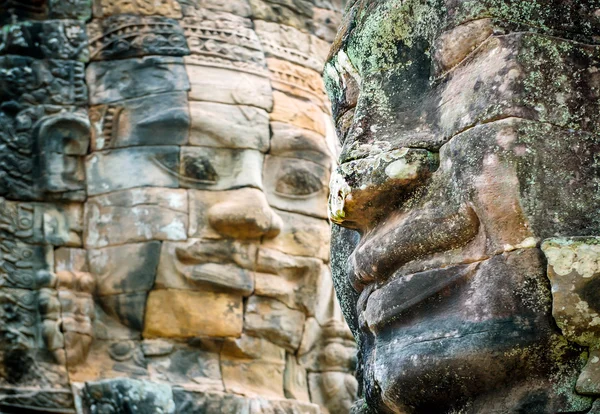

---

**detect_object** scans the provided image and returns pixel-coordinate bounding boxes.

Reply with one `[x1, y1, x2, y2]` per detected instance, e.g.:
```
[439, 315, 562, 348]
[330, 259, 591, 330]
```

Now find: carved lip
[358, 263, 478, 334]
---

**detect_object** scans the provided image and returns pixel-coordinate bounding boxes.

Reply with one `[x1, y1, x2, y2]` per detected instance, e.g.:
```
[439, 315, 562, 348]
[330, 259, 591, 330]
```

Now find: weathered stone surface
[0, 56, 87, 105]
[0, 0, 92, 23]
[147, 340, 223, 392]
[255, 247, 324, 315]
[144, 289, 243, 338]
[271, 91, 326, 135]
[0, 20, 89, 61]
[88, 241, 160, 296]
[155, 239, 254, 295]
[87, 15, 189, 61]
[0, 241, 53, 289]
[90, 92, 190, 150]
[221, 335, 286, 399]
[263, 154, 329, 218]
[186, 65, 272, 111]
[0, 106, 90, 202]
[542, 238, 600, 347]
[84, 188, 188, 248]
[262, 209, 329, 261]
[309, 372, 358, 414]
[267, 58, 327, 108]
[270, 122, 331, 167]
[189, 101, 269, 151]
[284, 353, 310, 402]
[189, 188, 282, 240]
[182, 12, 267, 77]
[86, 146, 180, 195]
[81, 378, 175, 414]
[180, 0, 252, 18]
[179, 147, 263, 190]
[577, 349, 600, 396]
[250, 0, 312, 34]
[92, 0, 182, 18]
[174, 389, 250, 413]
[255, 20, 328, 72]
[245, 296, 306, 351]
[87, 56, 189, 104]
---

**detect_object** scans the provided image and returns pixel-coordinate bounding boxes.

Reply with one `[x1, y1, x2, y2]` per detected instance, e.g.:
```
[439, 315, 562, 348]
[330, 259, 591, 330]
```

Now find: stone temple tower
[0, 0, 356, 412]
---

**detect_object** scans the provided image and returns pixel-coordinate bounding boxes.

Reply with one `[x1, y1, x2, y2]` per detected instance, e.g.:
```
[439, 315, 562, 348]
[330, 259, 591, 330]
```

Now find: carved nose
[208, 189, 283, 239]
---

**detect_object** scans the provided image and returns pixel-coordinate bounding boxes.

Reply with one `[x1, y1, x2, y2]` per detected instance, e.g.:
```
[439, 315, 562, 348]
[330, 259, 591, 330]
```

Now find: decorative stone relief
[0, 1, 353, 413]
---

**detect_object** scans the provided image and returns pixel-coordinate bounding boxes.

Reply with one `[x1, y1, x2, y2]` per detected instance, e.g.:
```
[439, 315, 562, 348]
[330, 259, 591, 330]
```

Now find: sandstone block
[221, 335, 285, 399]
[180, 147, 263, 191]
[173, 389, 250, 413]
[144, 289, 243, 338]
[186, 64, 273, 111]
[87, 56, 189, 104]
[87, 15, 189, 61]
[271, 91, 326, 135]
[267, 58, 327, 108]
[88, 241, 160, 296]
[156, 240, 254, 295]
[263, 154, 329, 219]
[270, 122, 331, 167]
[189, 188, 281, 240]
[90, 92, 190, 151]
[244, 296, 306, 351]
[284, 353, 310, 402]
[84, 188, 188, 248]
[262, 210, 330, 261]
[189, 102, 269, 151]
[92, 0, 182, 18]
[86, 146, 180, 196]
[308, 372, 358, 414]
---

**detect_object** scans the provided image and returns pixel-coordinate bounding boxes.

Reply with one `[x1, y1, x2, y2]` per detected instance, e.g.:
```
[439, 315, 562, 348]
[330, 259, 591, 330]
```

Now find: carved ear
[541, 237, 600, 396]
[32, 112, 90, 198]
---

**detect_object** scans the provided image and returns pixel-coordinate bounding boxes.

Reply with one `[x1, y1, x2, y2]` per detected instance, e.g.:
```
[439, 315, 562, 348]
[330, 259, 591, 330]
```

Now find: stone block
[186, 64, 273, 111]
[97, 292, 148, 332]
[69, 339, 148, 382]
[86, 146, 179, 196]
[155, 240, 254, 296]
[144, 289, 243, 338]
[0, 0, 92, 23]
[182, 13, 267, 77]
[271, 91, 326, 135]
[92, 0, 182, 18]
[262, 210, 330, 261]
[244, 296, 306, 351]
[0, 240, 54, 289]
[182, 0, 252, 17]
[0, 56, 87, 105]
[0, 20, 89, 61]
[249, 0, 312, 33]
[283, 353, 310, 402]
[146, 341, 223, 392]
[80, 378, 175, 414]
[221, 335, 285, 399]
[266, 58, 327, 108]
[87, 15, 189, 61]
[308, 372, 358, 414]
[180, 147, 263, 190]
[88, 241, 160, 296]
[188, 188, 281, 240]
[55, 248, 88, 273]
[263, 154, 329, 219]
[87, 56, 189, 104]
[255, 248, 324, 315]
[249, 398, 321, 414]
[90, 92, 190, 150]
[189, 102, 269, 151]
[84, 188, 188, 248]
[173, 389, 250, 413]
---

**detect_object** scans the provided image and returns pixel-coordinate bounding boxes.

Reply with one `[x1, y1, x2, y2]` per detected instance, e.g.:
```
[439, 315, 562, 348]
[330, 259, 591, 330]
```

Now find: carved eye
[275, 167, 323, 197]
[183, 156, 218, 183]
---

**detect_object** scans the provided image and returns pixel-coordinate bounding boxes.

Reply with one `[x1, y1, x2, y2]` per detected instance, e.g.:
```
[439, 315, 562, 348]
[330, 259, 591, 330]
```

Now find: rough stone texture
[326, 1, 600, 413]
[0, 1, 354, 413]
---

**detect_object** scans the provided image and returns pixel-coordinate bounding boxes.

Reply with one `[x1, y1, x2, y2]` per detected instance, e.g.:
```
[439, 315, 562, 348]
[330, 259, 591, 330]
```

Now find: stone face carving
[0, 1, 355, 413]
[325, 1, 600, 413]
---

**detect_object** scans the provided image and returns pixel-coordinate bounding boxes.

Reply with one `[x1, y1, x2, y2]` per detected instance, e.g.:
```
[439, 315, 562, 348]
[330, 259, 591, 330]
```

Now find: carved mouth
[349, 203, 481, 333]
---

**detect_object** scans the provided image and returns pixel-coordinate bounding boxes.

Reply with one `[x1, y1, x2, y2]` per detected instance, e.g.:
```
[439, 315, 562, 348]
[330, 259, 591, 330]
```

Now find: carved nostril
[207, 189, 282, 240]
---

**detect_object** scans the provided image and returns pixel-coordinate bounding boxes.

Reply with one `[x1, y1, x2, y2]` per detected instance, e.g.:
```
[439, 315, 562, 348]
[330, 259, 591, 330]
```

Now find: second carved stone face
[325, 0, 600, 412]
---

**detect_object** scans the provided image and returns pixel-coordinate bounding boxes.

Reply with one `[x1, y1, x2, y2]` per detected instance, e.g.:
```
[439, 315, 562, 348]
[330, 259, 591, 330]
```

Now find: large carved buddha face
[325, 1, 600, 412]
